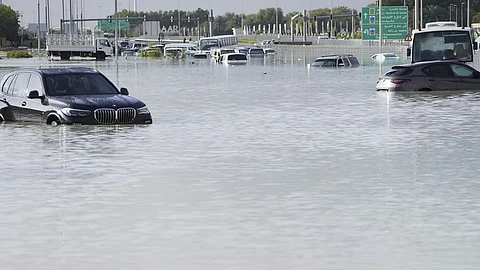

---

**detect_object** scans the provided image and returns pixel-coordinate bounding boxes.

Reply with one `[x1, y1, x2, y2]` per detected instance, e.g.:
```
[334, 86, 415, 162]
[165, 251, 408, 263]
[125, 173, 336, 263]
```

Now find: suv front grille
[94, 108, 136, 124]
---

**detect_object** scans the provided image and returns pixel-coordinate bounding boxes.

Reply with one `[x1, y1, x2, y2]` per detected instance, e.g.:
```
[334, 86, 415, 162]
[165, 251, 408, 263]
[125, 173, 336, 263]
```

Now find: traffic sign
[98, 20, 130, 31]
[361, 6, 408, 40]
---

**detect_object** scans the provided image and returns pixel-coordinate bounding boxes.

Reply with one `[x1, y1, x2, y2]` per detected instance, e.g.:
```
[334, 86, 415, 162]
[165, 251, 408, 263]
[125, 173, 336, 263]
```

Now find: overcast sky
[4, 0, 377, 26]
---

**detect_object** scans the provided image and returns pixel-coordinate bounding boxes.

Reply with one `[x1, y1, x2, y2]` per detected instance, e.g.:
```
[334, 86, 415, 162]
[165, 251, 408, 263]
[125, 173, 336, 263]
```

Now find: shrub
[6, 50, 33, 58]
[139, 49, 162, 58]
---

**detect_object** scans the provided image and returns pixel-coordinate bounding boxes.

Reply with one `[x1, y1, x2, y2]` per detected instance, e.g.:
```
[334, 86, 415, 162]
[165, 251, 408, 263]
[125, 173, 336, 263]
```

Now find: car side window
[28, 74, 44, 95]
[12, 73, 31, 97]
[450, 64, 476, 77]
[421, 64, 454, 77]
[2, 75, 15, 94]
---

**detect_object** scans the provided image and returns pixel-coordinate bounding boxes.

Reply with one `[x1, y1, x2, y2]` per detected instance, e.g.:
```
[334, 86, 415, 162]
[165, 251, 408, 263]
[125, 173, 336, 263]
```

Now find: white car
[371, 53, 400, 61]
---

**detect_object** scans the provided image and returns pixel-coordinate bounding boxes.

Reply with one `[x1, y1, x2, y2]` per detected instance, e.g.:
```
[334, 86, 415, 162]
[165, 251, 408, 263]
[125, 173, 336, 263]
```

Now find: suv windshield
[45, 73, 119, 96]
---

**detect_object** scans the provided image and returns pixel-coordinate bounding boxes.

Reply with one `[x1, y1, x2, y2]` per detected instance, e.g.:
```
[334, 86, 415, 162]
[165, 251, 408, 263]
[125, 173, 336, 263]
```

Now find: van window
[2, 75, 15, 93]
[12, 73, 31, 97]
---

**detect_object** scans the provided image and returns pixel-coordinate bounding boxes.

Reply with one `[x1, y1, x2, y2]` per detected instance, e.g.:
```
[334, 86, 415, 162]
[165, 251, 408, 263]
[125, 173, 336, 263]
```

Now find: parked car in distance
[311, 54, 360, 68]
[371, 53, 400, 60]
[248, 46, 266, 57]
[0, 67, 152, 125]
[218, 53, 248, 65]
[376, 60, 480, 91]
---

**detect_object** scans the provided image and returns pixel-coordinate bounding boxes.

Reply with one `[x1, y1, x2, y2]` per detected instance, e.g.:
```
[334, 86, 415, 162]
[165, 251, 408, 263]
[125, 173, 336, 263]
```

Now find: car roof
[316, 54, 355, 59]
[8, 67, 98, 76]
[392, 59, 464, 69]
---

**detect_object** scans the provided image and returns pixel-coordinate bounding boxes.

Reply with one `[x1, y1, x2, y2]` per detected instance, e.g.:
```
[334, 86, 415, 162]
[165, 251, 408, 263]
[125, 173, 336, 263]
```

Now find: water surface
[1, 50, 480, 270]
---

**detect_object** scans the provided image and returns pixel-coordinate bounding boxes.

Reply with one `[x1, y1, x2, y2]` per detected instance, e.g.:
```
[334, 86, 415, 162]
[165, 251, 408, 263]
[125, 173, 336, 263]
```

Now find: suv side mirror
[407, 48, 412, 57]
[28, 90, 40, 99]
[120, 87, 129, 95]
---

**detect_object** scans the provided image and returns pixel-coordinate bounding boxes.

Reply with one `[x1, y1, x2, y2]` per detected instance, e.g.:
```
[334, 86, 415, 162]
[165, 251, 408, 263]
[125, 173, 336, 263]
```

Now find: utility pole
[351, 0, 354, 38]
[62, 0, 65, 33]
[178, 10, 181, 37]
[115, 0, 118, 60]
[209, 9, 213, 37]
[379, 0, 382, 49]
[329, 0, 333, 38]
[467, 0, 470, 26]
[414, 0, 419, 29]
[37, 0, 41, 54]
[303, 9, 307, 43]
[69, 0, 73, 35]
[275, 0, 278, 35]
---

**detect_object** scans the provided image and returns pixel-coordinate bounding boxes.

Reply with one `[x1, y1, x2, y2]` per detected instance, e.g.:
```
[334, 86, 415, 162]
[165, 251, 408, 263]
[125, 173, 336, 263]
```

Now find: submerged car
[0, 67, 152, 125]
[376, 60, 480, 91]
[311, 54, 360, 68]
[371, 53, 400, 62]
[218, 53, 248, 65]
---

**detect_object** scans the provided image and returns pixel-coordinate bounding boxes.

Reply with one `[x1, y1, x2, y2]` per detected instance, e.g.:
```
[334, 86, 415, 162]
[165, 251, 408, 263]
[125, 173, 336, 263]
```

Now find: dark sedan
[376, 60, 480, 91]
[0, 67, 152, 125]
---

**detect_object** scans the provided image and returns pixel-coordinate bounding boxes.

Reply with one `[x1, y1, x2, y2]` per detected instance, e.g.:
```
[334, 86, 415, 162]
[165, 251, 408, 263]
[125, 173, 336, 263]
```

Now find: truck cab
[95, 38, 113, 59]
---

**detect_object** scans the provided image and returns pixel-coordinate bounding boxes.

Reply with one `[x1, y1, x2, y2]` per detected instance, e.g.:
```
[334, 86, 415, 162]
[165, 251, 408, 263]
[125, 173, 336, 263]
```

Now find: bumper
[58, 113, 153, 125]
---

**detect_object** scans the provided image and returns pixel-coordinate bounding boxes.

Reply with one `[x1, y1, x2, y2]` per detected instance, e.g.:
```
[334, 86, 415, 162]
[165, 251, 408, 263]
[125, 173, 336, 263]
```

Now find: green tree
[0, 4, 19, 42]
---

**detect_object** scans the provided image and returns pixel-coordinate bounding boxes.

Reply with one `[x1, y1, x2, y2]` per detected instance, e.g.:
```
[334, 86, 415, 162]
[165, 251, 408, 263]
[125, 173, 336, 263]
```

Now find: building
[27, 23, 47, 39]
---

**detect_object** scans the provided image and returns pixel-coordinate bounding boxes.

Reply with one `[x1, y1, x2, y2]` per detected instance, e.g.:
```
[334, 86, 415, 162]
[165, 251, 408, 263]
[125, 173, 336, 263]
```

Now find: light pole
[115, 0, 118, 60]
[98, 5, 103, 31]
[351, 0, 354, 38]
[37, 0, 40, 54]
[467, 0, 470, 26]
[275, 0, 278, 35]
[20, 14, 24, 45]
[461, 2, 465, 27]
[449, 4, 453, 21]
[329, 0, 333, 38]
[455, 5, 458, 25]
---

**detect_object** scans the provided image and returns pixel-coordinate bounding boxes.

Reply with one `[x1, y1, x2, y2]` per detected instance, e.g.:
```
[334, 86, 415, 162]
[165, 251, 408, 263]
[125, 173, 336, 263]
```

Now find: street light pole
[37, 0, 40, 54]
[351, 0, 354, 38]
[115, 0, 118, 60]
[461, 2, 464, 27]
[449, 4, 452, 21]
[275, 0, 278, 35]
[455, 5, 458, 25]
[467, 0, 470, 26]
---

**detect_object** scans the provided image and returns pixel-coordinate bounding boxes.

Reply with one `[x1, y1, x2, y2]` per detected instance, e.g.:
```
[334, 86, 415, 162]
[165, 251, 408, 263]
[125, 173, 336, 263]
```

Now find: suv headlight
[137, 106, 150, 115]
[61, 108, 91, 117]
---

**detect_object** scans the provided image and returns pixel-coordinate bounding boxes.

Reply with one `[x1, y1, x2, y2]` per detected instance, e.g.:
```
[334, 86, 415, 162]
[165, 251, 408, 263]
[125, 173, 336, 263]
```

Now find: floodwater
[1, 49, 480, 270]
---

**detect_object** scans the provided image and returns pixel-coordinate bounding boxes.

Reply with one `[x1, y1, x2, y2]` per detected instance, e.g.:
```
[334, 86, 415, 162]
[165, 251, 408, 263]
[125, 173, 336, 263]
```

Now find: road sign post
[361, 6, 408, 40]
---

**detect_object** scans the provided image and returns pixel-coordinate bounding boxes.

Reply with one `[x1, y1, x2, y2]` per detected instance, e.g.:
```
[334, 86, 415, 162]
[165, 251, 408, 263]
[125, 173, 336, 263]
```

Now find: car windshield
[45, 73, 119, 96]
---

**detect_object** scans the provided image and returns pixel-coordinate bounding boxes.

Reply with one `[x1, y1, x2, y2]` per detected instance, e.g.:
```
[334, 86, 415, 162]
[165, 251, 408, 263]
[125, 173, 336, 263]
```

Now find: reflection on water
[1, 49, 480, 270]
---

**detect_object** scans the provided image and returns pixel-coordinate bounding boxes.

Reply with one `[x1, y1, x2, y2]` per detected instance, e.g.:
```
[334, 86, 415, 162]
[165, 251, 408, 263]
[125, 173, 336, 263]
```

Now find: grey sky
[5, 0, 376, 26]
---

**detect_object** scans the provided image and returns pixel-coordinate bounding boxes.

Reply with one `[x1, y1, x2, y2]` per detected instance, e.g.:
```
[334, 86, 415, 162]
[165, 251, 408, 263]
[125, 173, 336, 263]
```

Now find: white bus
[198, 35, 238, 51]
[407, 21, 477, 63]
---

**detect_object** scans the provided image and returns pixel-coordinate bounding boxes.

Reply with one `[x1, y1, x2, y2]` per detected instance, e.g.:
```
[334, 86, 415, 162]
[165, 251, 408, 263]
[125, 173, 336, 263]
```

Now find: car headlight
[61, 108, 91, 117]
[137, 106, 150, 115]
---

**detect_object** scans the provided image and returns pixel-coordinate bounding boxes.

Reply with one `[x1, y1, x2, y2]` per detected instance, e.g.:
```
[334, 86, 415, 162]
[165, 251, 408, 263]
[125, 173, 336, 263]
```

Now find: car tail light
[390, 79, 411, 84]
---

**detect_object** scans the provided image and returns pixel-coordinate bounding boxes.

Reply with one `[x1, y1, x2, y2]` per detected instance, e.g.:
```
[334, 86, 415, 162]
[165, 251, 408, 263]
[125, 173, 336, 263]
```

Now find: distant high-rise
[0, 0, 3, 5]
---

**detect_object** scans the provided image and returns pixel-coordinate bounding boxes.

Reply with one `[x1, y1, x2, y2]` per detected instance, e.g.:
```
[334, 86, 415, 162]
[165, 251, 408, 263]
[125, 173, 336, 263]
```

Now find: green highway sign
[361, 6, 408, 40]
[98, 20, 130, 31]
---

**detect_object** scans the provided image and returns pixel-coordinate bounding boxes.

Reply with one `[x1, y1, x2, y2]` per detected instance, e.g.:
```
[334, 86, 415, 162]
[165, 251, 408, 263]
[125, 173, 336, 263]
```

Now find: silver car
[376, 60, 480, 91]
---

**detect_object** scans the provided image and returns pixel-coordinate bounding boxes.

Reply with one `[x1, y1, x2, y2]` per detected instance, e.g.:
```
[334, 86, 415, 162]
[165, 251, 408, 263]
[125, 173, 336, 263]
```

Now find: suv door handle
[22, 101, 26, 106]
[456, 79, 465, 82]
[427, 78, 435, 81]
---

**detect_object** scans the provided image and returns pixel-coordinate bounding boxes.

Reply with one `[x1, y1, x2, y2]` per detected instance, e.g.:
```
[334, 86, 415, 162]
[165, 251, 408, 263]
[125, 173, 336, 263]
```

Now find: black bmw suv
[0, 67, 152, 125]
